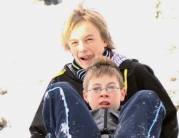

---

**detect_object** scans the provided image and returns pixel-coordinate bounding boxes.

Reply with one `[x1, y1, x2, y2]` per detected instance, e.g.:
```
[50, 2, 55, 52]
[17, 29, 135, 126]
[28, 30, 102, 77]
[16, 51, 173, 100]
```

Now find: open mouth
[80, 55, 93, 60]
[99, 101, 110, 105]
[99, 101, 110, 108]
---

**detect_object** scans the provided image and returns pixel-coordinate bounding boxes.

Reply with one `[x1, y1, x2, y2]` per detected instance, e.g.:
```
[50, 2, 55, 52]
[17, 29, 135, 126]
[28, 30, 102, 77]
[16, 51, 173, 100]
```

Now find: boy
[42, 57, 166, 138]
[30, 3, 178, 138]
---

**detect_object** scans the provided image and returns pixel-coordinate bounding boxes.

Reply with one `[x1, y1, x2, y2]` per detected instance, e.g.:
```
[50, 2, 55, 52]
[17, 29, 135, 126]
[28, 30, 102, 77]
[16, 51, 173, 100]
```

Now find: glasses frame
[87, 86, 120, 94]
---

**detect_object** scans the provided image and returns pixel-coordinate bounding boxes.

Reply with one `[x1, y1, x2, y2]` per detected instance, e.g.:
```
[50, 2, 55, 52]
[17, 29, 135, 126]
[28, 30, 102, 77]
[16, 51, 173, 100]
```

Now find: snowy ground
[0, 0, 179, 137]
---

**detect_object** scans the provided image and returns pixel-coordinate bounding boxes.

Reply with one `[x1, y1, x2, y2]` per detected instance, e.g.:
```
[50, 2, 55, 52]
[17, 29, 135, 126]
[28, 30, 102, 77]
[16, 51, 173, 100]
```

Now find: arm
[29, 78, 57, 138]
[135, 63, 178, 138]
[29, 93, 47, 138]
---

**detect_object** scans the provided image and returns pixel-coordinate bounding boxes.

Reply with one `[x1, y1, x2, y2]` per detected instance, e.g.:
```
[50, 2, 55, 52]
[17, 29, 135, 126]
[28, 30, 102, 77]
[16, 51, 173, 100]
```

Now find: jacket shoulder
[53, 64, 70, 79]
[49, 66, 69, 85]
[53, 68, 66, 78]
[119, 59, 139, 69]
[120, 59, 154, 75]
[130, 60, 154, 75]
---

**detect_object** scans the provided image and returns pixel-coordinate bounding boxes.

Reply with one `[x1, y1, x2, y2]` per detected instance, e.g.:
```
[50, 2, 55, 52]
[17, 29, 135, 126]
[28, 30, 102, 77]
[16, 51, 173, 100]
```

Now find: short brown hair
[61, 3, 115, 51]
[83, 56, 123, 91]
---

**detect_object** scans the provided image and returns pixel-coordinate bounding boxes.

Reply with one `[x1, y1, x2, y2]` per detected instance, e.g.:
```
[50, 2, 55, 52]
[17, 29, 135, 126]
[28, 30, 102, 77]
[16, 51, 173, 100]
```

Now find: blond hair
[83, 56, 123, 91]
[61, 3, 115, 51]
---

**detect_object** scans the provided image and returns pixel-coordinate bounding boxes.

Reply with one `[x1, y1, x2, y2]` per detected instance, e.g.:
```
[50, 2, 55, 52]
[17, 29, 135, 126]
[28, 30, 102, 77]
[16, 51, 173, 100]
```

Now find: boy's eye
[91, 87, 101, 93]
[106, 86, 119, 92]
[93, 87, 100, 90]
[86, 38, 93, 42]
[71, 41, 78, 45]
[107, 86, 115, 89]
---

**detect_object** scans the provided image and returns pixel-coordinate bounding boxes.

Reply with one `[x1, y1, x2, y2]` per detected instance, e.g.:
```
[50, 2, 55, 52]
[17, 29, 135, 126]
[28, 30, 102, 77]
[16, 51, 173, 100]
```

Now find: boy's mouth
[80, 55, 93, 60]
[99, 101, 110, 108]
[100, 101, 110, 105]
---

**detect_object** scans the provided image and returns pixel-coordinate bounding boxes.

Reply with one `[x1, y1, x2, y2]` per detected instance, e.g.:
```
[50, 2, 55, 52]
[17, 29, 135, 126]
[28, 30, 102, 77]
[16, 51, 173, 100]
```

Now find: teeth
[81, 55, 91, 60]
[101, 102, 109, 105]
[83, 56, 90, 59]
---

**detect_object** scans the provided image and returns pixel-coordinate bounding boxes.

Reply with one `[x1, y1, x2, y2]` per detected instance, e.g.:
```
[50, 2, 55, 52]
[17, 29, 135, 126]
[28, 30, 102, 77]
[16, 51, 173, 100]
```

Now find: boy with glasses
[42, 57, 166, 138]
[30, 3, 178, 138]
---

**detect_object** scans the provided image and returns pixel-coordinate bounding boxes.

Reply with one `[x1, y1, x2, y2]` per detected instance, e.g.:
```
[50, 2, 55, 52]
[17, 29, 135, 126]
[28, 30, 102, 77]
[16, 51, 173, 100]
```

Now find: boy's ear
[120, 87, 126, 102]
[67, 46, 71, 52]
[83, 90, 88, 103]
[104, 41, 108, 48]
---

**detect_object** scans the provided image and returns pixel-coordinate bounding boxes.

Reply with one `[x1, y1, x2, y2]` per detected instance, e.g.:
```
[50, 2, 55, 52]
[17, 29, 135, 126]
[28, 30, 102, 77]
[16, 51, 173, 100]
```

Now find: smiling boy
[42, 57, 166, 138]
[68, 21, 108, 69]
[30, 3, 178, 138]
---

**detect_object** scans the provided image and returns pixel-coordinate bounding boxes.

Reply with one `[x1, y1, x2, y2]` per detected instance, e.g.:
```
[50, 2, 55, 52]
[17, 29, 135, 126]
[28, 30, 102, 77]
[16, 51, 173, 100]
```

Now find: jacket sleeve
[29, 79, 56, 138]
[29, 94, 47, 138]
[134, 63, 178, 138]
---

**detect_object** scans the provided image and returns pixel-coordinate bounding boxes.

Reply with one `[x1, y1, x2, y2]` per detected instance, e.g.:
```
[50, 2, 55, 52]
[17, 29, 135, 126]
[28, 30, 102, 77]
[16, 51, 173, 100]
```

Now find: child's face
[83, 74, 126, 110]
[68, 21, 107, 69]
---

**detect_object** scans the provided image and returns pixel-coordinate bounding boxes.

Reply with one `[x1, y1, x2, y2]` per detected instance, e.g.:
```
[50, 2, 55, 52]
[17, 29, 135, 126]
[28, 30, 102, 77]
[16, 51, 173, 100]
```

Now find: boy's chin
[99, 105, 110, 109]
[101, 107, 109, 109]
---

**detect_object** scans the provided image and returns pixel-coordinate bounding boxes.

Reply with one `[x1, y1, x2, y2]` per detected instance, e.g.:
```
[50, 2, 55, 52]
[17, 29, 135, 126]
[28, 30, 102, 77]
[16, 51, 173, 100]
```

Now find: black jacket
[90, 108, 119, 138]
[29, 60, 178, 138]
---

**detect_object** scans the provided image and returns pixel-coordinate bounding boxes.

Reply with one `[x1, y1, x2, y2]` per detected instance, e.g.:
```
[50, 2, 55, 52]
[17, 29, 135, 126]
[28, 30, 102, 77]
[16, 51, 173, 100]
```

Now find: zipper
[103, 108, 108, 133]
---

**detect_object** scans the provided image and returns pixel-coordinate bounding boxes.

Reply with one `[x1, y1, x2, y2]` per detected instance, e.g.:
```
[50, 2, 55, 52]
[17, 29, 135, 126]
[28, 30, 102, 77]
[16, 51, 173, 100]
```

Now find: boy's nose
[78, 42, 87, 51]
[100, 89, 109, 97]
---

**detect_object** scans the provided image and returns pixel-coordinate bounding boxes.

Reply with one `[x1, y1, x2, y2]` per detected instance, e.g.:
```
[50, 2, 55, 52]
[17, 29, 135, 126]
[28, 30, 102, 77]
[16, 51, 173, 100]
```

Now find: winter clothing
[70, 48, 128, 81]
[29, 52, 178, 138]
[42, 82, 166, 138]
[90, 108, 119, 135]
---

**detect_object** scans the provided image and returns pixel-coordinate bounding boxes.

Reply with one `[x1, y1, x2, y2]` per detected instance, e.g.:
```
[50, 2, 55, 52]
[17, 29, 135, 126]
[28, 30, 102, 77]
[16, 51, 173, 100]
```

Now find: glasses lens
[92, 88, 101, 93]
[106, 86, 115, 92]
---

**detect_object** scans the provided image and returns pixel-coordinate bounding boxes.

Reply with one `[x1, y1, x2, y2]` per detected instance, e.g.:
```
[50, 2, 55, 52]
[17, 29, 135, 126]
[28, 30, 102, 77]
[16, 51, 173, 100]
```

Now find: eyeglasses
[87, 86, 120, 94]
